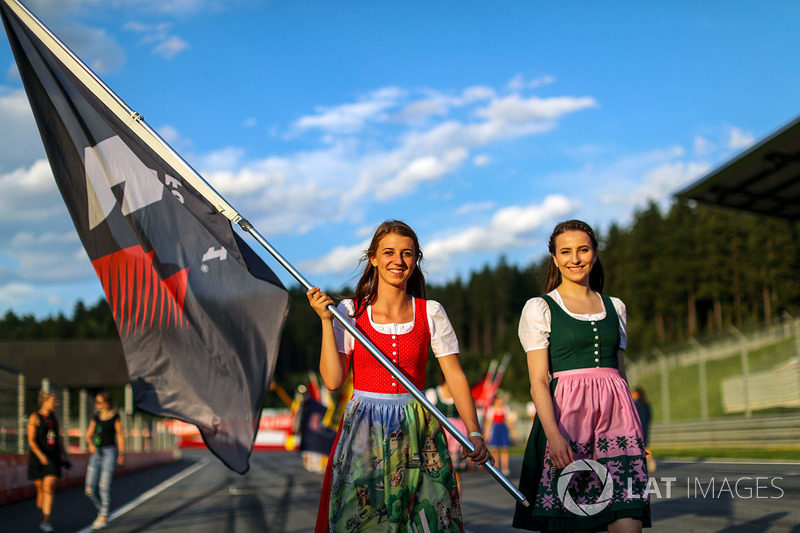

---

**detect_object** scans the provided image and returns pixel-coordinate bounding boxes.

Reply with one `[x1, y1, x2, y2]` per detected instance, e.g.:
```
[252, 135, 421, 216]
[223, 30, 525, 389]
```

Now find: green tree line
[0, 299, 117, 339]
[2, 201, 799, 401]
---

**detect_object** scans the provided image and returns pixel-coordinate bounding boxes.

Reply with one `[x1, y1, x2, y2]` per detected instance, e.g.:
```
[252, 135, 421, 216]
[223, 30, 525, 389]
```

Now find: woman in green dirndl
[513, 220, 651, 532]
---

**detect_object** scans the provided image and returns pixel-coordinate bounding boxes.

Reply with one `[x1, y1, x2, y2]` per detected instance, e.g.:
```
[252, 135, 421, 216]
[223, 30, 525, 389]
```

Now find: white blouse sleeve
[610, 297, 628, 350]
[425, 388, 438, 403]
[518, 297, 551, 352]
[332, 299, 357, 355]
[427, 300, 459, 357]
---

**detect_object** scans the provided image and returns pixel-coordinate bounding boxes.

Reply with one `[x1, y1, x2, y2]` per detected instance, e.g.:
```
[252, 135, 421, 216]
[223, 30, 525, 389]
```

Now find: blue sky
[0, 0, 798, 317]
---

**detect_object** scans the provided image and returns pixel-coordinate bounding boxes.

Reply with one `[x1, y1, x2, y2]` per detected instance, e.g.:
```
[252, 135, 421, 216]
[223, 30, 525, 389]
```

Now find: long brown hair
[352, 220, 426, 317]
[543, 219, 605, 294]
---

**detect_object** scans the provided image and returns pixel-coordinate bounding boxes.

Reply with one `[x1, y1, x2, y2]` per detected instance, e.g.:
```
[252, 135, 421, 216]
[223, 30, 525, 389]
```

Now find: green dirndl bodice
[513, 295, 651, 531]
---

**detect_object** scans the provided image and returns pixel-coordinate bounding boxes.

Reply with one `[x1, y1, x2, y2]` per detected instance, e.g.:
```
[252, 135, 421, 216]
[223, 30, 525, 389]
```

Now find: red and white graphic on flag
[92, 246, 189, 335]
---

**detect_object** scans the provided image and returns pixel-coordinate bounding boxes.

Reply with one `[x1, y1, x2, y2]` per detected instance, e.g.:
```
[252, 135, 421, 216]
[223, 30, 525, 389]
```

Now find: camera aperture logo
[556, 459, 614, 516]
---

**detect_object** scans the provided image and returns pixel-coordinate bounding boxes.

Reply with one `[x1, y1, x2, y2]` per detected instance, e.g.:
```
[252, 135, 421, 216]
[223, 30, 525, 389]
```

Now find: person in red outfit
[307, 220, 491, 533]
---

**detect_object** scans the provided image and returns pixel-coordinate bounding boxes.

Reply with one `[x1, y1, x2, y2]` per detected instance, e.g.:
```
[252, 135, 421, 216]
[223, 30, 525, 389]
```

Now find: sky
[0, 0, 798, 318]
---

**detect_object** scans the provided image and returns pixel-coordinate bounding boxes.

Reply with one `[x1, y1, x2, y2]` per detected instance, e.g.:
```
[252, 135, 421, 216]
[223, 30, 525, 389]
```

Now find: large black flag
[1, 0, 289, 473]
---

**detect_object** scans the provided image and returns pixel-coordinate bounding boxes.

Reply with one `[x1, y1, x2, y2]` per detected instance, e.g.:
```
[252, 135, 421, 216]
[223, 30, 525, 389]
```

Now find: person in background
[85, 391, 125, 531]
[485, 394, 516, 476]
[632, 386, 655, 472]
[27, 391, 69, 533]
[426, 376, 470, 493]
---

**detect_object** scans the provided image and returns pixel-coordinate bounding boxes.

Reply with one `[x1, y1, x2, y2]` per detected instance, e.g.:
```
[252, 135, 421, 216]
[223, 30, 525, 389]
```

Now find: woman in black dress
[27, 391, 69, 532]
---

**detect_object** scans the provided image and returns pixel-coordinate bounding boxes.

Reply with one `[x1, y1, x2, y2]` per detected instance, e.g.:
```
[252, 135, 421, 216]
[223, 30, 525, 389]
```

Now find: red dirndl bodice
[352, 296, 430, 394]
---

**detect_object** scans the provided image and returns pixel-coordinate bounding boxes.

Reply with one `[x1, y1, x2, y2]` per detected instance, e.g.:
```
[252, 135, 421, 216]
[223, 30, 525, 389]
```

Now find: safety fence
[0, 363, 176, 455]
[627, 316, 800, 423]
[651, 414, 800, 451]
[0, 363, 180, 506]
[0, 363, 24, 454]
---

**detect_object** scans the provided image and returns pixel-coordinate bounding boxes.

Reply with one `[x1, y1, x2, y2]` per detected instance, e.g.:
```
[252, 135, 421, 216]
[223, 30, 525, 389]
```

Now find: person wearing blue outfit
[85, 391, 125, 530]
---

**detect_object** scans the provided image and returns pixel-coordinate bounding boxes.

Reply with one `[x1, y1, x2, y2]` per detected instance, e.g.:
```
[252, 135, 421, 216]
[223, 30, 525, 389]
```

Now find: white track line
[75, 459, 209, 533]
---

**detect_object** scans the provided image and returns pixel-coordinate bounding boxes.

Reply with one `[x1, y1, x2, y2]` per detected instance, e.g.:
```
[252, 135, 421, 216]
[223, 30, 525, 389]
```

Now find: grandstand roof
[0, 340, 128, 388]
[677, 114, 800, 220]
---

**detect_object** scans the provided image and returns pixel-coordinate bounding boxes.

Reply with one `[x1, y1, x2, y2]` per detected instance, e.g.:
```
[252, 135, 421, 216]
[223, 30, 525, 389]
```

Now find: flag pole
[3, 0, 528, 506]
[238, 219, 529, 506]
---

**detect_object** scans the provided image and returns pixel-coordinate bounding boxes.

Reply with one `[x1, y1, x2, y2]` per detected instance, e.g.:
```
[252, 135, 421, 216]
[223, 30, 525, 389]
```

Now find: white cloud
[153, 36, 189, 59]
[301, 195, 573, 275]
[694, 135, 715, 156]
[394, 86, 496, 124]
[198, 147, 247, 173]
[124, 21, 189, 59]
[203, 142, 361, 234]
[378, 148, 468, 200]
[568, 146, 710, 218]
[5, 62, 20, 82]
[0, 282, 39, 308]
[459, 86, 496, 103]
[728, 127, 755, 150]
[0, 159, 62, 222]
[354, 94, 595, 201]
[424, 194, 575, 269]
[6, 231, 92, 282]
[155, 124, 181, 144]
[109, 0, 231, 14]
[21, 2, 127, 74]
[473, 154, 491, 166]
[507, 74, 556, 91]
[455, 201, 494, 215]
[396, 99, 448, 122]
[476, 94, 597, 125]
[292, 87, 407, 135]
[0, 89, 44, 172]
[0, 71, 600, 300]
[301, 239, 370, 275]
[627, 161, 710, 206]
[201, 88, 598, 239]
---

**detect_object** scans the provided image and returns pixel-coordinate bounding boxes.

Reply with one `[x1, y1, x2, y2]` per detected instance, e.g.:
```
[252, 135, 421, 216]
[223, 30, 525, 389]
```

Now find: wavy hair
[352, 220, 426, 318]
[544, 219, 605, 294]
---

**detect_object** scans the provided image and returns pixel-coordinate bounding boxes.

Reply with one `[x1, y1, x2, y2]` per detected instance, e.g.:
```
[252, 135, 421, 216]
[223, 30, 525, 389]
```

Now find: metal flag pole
[239, 219, 529, 507]
[3, 0, 528, 507]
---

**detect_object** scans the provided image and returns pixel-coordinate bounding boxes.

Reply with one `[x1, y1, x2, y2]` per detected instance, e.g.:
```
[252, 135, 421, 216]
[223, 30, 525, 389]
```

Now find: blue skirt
[490, 422, 511, 448]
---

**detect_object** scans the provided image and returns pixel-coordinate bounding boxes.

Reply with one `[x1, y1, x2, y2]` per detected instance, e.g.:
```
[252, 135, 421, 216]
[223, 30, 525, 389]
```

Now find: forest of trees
[0, 299, 117, 340]
[2, 200, 799, 401]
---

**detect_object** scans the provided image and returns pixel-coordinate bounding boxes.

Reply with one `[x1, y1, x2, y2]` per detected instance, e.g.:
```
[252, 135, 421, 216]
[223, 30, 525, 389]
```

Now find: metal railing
[651, 414, 800, 450]
[627, 316, 800, 424]
[0, 362, 25, 454]
[0, 369, 176, 455]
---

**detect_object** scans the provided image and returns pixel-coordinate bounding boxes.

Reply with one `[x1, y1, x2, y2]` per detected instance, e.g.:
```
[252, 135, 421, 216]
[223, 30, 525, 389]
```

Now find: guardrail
[0, 362, 24, 454]
[0, 368, 181, 506]
[0, 368, 177, 456]
[651, 415, 800, 450]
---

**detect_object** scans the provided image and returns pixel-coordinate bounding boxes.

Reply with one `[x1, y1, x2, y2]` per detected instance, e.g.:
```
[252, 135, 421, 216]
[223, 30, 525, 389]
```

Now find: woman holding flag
[307, 220, 491, 533]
